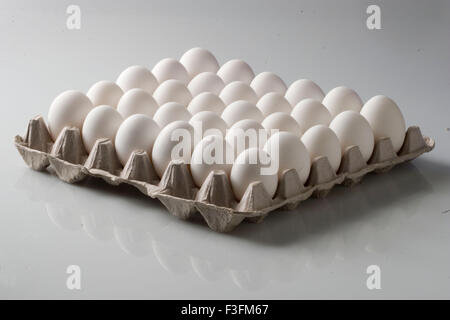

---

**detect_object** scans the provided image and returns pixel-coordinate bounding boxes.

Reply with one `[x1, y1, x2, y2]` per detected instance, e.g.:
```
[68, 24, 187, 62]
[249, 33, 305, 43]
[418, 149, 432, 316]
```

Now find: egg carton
[15, 115, 434, 232]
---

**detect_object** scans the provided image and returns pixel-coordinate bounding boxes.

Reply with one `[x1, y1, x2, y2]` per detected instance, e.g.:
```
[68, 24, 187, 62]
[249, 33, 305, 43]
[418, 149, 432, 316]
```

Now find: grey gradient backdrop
[1, 0, 449, 299]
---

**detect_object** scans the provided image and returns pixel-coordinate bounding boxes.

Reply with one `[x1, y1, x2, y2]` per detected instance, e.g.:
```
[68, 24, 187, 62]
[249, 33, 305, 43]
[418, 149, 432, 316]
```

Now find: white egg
[82, 105, 123, 153]
[152, 79, 192, 106]
[87, 80, 124, 107]
[217, 59, 255, 85]
[153, 102, 192, 128]
[230, 148, 278, 200]
[152, 121, 195, 177]
[221, 100, 264, 126]
[151, 58, 190, 84]
[284, 79, 325, 106]
[262, 112, 302, 136]
[322, 86, 363, 118]
[187, 72, 225, 96]
[190, 135, 234, 187]
[116, 65, 158, 94]
[219, 81, 258, 105]
[225, 119, 266, 159]
[329, 111, 374, 162]
[301, 125, 342, 172]
[189, 111, 228, 141]
[256, 92, 292, 117]
[290, 98, 332, 133]
[180, 48, 219, 79]
[250, 72, 287, 98]
[263, 131, 311, 183]
[47, 90, 94, 140]
[187, 92, 226, 115]
[117, 88, 158, 119]
[115, 114, 160, 166]
[360, 95, 406, 153]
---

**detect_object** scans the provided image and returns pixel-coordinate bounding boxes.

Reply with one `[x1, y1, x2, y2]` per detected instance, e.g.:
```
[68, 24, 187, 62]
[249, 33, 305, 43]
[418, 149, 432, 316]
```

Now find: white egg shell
[219, 81, 258, 105]
[187, 92, 226, 115]
[263, 131, 311, 183]
[152, 79, 192, 106]
[225, 119, 266, 159]
[153, 102, 192, 128]
[189, 111, 228, 141]
[115, 114, 160, 166]
[152, 121, 195, 177]
[217, 59, 255, 85]
[284, 79, 325, 106]
[250, 72, 287, 98]
[221, 100, 264, 127]
[47, 90, 94, 140]
[322, 86, 363, 118]
[301, 125, 342, 172]
[117, 88, 158, 119]
[87, 80, 124, 107]
[256, 92, 292, 117]
[190, 135, 234, 187]
[187, 72, 225, 96]
[116, 65, 158, 94]
[360, 95, 406, 153]
[180, 48, 219, 79]
[262, 112, 302, 136]
[329, 111, 374, 162]
[291, 98, 332, 133]
[230, 148, 278, 200]
[82, 105, 123, 153]
[151, 58, 190, 84]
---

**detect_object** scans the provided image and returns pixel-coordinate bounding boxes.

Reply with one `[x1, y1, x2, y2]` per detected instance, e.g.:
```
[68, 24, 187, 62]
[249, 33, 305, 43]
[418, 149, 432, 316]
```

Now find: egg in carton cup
[15, 115, 434, 232]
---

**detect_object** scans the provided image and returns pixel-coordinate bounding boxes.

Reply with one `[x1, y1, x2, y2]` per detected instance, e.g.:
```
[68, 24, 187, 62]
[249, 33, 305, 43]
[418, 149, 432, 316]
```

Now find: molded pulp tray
[15, 116, 435, 232]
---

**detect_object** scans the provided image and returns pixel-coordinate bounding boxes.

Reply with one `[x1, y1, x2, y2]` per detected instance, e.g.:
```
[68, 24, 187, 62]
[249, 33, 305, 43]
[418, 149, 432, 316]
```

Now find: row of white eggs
[47, 48, 406, 201]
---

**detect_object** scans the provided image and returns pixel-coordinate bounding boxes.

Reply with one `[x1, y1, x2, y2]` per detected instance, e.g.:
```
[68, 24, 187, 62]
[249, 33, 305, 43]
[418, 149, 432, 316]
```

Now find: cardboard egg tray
[15, 115, 434, 232]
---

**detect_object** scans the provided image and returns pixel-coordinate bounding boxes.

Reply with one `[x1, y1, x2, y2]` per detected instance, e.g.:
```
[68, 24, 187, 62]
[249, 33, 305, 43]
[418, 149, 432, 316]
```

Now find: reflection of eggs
[264, 131, 311, 182]
[322, 86, 363, 118]
[187, 92, 226, 115]
[187, 72, 225, 96]
[290, 98, 332, 134]
[225, 119, 265, 158]
[152, 121, 195, 177]
[361, 95, 406, 152]
[116, 65, 158, 94]
[190, 135, 233, 187]
[221, 100, 264, 126]
[262, 112, 302, 137]
[230, 148, 278, 200]
[152, 79, 192, 106]
[117, 88, 158, 119]
[301, 125, 342, 172]
[250, 72, 287, 98]
[217, 59, 255, 85]
[189, 111, 228, 141]
[219, 81, 258, 105]
[153, 102, 191, 128]
[329, 111, 374, 162]
[284, 79, 325, 106]
[82, 105, 123, 153]
[115, 114, 160, 166]
[87, 80, 124, 107]
[152, 58, 189, 84]
[180, 47, 219, 79]
[48, 90, 94, 140]
[256, 92, 292, 117]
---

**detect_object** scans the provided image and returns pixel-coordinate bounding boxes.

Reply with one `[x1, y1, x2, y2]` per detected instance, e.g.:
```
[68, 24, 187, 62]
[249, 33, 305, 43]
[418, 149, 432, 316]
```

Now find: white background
[1, 0, 450, 299]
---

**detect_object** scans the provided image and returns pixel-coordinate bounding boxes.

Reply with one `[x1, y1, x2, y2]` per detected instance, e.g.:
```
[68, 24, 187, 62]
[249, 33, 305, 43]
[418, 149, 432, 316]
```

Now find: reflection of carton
[15, 116, 435, 232]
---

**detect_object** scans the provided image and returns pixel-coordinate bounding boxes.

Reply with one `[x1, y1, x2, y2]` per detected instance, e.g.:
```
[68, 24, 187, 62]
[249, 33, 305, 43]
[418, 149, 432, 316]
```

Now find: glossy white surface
[1, 0, 450, 299]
